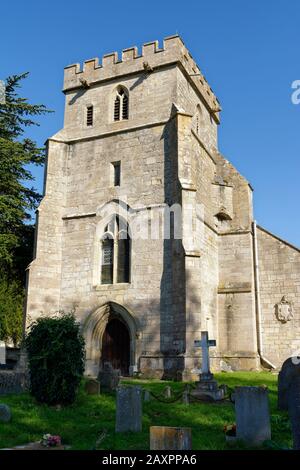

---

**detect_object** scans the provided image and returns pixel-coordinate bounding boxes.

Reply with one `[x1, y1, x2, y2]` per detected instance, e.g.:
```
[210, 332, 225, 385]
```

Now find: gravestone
[143, 390, 151, 402]
[15, 348, 28, 372]
[0, 370, 30, 395]
[85, 378, 100, 395]
[0, 342, 6, 365]
[0, 347, 30, 396]
[182, 390, 189, 404]
[0, 404, 11, 423]
[191, 331, 225, 401]
[98, 362, 120, 392]
[278, 357, 300, 450]
[115, 386, 142, 433]
[164, 386, 172, 398]
[235, 386, 271, 446]
[150, 426, 192, 450]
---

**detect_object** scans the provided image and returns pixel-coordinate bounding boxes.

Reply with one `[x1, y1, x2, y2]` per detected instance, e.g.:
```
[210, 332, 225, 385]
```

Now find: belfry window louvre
[86, 106, 93, 126]
[114, 96, 120, 121]
[113, 87, 129, 121]
[122, 93, 129, 120]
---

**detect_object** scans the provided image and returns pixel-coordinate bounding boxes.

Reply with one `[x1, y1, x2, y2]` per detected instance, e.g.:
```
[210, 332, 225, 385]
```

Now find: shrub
[25, 312, 85, 405]
[0, 278, 23, 346]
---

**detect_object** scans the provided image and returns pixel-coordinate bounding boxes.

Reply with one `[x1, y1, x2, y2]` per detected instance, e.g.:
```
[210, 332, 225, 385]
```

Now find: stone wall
[257, 226, 300, 367]
[176, 67, 218, 153]
[217, 232, 259, 370]
[63, 66, 177, 140]
[59, 128, 171, 377]
[25, 140, 68, 321]
[184, 133, 219, 375]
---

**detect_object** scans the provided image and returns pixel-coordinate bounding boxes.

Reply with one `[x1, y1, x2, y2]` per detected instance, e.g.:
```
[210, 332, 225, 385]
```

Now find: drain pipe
[252, 221, 276, 370]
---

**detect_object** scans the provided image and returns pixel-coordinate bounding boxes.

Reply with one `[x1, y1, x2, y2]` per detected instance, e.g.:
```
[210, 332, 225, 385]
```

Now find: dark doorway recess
[101, 318, 130, 375]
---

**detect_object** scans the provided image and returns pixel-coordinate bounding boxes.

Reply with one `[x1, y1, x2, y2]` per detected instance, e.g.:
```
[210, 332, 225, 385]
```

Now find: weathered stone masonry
[25, 35, 300, 378]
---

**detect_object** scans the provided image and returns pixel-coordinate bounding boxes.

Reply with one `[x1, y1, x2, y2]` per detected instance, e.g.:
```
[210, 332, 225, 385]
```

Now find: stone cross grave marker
[194, 331, 216, 379]
[191, 331, 225, 401]
[0, 341, 6, 365]
[115, 386, 142, 433]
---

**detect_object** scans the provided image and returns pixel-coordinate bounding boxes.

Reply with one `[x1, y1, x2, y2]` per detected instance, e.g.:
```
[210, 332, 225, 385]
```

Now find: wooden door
[101, 318, 130, 375]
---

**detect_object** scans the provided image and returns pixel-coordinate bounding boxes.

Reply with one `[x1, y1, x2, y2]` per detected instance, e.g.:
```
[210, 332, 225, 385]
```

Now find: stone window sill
[93, 283, 130, 291]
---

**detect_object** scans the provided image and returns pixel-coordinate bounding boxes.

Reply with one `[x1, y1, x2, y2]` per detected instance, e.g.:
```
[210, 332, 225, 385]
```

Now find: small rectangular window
[86, 106, 93, 126]
[112, 161, 121, 186]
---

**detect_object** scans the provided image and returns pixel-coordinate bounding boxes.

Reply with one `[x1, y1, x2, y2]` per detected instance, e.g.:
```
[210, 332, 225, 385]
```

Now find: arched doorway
[83, 301, 141, 377]
[101, 318, 130, 375]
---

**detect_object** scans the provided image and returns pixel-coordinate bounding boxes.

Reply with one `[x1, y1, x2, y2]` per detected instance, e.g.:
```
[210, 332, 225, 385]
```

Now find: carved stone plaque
[275, 296, 294, 323]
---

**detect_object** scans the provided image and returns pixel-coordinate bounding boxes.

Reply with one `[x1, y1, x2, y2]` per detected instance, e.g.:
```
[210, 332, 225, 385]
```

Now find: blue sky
[1, 0, 299, 246]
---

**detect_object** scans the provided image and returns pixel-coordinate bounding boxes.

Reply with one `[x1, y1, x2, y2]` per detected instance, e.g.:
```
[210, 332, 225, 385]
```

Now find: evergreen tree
[0, 72, 51, 344]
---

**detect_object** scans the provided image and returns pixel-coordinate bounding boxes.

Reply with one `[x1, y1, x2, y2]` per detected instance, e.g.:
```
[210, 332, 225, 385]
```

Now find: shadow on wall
[69, 88, 87, 105]
[159, 114, 201, 379]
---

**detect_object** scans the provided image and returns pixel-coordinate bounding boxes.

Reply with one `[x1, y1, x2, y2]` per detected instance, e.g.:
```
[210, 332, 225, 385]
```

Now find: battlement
[63, 35, 220, 117]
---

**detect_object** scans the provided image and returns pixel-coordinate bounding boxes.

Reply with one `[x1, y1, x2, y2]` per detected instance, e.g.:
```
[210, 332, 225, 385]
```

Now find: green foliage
[0, 72, 51, 277]
[271, 414, 291, 431]
[263, 439, 290, 450]
[25, 313, 85, 405]
[0, 277, 23, 345]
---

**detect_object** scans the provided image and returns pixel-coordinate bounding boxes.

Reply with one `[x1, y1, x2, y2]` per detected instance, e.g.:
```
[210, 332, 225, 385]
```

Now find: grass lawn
[0, 372, 292, 450]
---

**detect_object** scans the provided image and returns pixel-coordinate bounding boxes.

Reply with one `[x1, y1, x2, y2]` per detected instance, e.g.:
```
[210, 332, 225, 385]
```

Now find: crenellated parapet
[63, 35, 220, 119]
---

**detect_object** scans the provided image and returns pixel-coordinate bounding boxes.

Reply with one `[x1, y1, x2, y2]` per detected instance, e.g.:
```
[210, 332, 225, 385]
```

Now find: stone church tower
[25, 35, 300, 378]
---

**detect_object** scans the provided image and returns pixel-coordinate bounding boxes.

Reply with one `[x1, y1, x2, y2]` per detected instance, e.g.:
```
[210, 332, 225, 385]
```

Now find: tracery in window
[114, 87, 129, 121]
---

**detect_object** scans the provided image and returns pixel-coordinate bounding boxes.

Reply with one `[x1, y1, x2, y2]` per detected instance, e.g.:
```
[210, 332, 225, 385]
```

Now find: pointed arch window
[114, 87, 129, 121]
[101, 216, 131, 284]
